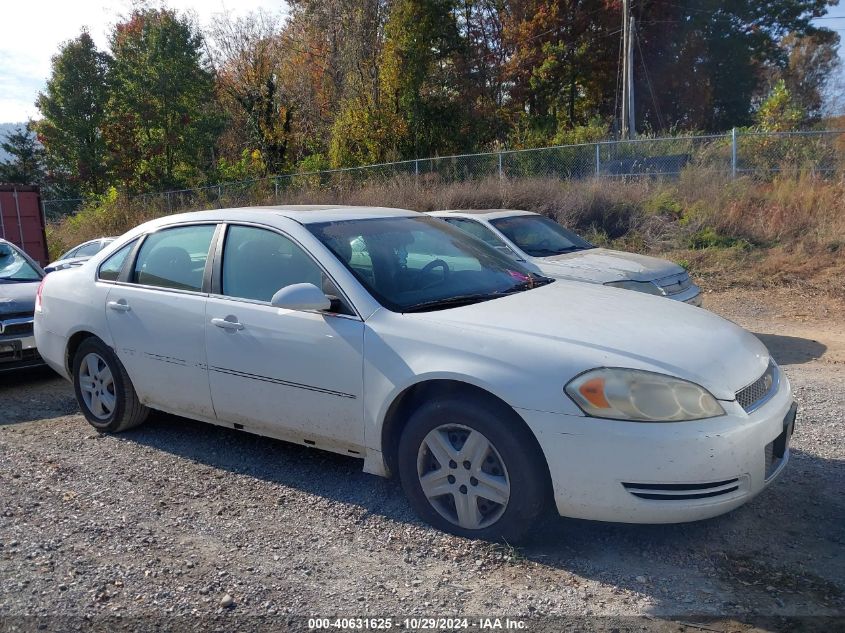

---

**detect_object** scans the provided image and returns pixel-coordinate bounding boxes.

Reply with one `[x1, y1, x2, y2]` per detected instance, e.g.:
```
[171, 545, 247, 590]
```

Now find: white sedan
[34, 205, 795, 541]
[428, 209, 702, 305]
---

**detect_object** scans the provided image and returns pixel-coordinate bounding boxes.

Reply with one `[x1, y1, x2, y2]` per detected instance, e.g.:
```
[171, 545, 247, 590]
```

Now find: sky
[1, 2, 845, 124]
[0, 0, 284, 124]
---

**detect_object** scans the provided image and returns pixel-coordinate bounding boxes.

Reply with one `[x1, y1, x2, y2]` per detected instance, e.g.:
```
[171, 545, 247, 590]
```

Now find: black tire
[397, 394, 549, 542]
[72, 337, 149, 433]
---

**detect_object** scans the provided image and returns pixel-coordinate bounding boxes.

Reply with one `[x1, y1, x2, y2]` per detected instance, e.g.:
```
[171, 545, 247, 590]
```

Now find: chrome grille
[0, 314, 34, 337]
[736, 361, 778, 412]
[656, 271, 692, 296]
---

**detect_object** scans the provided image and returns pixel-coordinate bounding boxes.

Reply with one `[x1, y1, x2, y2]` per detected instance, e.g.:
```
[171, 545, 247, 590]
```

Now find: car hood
[536, 247, 683, 283]
[0, 280, 39, 316]
[46, 256, 90, 270]
[408, 281, 768, 400]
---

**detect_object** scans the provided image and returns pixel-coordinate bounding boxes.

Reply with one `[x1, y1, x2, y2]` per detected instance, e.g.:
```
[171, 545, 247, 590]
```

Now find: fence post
[498, 152, 503, 180]
[595, 143, 601, 178]
[731, 128, 738, 179]
[415, 159, 419, 184]
[274, 178, 279, 201]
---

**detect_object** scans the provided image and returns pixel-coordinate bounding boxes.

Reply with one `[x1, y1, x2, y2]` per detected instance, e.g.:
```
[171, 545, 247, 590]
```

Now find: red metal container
[0, 185, 49, 266]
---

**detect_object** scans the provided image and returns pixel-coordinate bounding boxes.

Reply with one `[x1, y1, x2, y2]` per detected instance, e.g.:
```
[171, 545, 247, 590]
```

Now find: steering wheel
[416, 259, 450, 289]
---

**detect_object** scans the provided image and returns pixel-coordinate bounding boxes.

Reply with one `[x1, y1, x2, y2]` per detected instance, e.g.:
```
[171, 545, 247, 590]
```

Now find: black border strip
[209, 366, 356, 399]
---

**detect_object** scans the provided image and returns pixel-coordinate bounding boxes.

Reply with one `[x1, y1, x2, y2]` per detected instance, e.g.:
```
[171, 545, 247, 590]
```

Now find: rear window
[132, 225, 216, 292]
[98, 241, 136, 282]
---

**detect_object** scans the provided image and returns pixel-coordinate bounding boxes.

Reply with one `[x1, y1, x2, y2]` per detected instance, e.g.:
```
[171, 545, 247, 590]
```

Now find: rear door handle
[107, 300, 131, 313]
[211, 317, 244, 331]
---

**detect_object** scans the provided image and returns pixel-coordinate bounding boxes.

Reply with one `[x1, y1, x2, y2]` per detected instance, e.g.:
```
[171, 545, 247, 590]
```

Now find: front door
[204, 224, 365, 449]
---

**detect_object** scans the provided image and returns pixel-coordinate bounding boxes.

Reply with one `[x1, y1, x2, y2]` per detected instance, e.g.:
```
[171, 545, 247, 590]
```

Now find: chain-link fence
[42, 129, 845, 220]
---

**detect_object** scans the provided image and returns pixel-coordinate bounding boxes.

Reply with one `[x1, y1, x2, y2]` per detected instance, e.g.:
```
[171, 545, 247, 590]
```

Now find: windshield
[308, 215, 551, 312]
[490, 215, 593, 257]
[0, 244, 42, 282]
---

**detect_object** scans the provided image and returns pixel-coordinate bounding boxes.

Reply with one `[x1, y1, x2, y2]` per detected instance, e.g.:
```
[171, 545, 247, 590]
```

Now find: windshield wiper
[403, 278, 553, 313]
[403, 293, 507, 313]
[508, 276, 554, 292]
[532, 246, 585, 256]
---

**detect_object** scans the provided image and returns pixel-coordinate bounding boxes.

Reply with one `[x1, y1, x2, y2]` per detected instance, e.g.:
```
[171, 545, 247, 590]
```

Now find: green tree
[757, 80, 804, 131]
[330, 0, 471, 166]
[0, 124, 47, 185]
[105, 8, 222, 191]
[635, 0, 838, 131]
[35, 31, 111, 196]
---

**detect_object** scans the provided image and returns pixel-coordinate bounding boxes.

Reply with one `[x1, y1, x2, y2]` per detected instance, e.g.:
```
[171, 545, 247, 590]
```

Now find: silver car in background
[429, 209, 701, 306]
[45, 237, 115, 273]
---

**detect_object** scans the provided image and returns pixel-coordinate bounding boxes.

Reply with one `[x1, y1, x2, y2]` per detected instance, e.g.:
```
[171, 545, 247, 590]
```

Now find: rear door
[104, 223, 218, 419]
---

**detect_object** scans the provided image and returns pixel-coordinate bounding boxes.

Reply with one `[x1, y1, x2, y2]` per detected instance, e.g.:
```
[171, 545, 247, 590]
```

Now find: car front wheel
[72, 338, 149, 433]
[397, 395, 549, 542]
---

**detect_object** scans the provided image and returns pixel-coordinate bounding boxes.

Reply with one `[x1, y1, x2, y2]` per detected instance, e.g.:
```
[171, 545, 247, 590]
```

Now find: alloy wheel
[416, 424, 511, 530]
[78, 352, 116, 421]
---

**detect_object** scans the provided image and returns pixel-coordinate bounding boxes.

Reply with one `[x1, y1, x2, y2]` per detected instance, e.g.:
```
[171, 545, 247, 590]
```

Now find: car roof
[145, 205, 419, 227]
[428, 209, 539, 220]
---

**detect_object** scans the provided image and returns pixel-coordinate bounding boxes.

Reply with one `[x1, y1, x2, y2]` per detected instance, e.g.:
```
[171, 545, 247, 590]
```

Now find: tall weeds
[48, 172, 845, 297]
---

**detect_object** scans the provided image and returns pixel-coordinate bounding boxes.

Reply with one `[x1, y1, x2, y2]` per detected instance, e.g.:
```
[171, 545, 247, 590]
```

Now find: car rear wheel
[72, 338, 149, 433]
[397, 395, 548, 542]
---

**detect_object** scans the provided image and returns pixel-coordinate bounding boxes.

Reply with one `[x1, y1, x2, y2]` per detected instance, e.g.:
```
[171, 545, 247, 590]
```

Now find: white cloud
[0, 0, 286, 123]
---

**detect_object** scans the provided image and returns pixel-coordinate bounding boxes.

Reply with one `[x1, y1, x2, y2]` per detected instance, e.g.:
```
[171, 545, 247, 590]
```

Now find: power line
[635, 24, 665, 130]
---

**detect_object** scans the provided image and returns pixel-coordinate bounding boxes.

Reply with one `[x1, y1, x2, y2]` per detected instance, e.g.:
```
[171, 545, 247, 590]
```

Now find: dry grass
[48, 171, 845, 299]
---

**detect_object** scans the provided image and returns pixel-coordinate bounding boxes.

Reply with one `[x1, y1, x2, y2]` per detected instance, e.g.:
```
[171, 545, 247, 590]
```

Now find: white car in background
[429, 209, 701, 306]
[45, 237, 116, 273]
[35, 205, 794, 541]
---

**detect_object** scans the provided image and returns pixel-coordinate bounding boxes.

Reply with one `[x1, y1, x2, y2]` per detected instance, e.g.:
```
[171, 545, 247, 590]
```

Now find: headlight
[565, 368, 725, 422]
[605, 280, 664, 296]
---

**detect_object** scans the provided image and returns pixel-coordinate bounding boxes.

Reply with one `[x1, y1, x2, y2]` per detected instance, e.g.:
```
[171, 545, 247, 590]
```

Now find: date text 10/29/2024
[308, 618, 528, 630]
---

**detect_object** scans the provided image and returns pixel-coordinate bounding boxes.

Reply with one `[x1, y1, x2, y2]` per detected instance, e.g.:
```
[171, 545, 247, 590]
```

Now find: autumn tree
[502, 0, 618, 144]
[779, 32, 840, 120]
[35, 31, 111, 196]
[105, 8, 222, 192]
[209, 10, 294, 175]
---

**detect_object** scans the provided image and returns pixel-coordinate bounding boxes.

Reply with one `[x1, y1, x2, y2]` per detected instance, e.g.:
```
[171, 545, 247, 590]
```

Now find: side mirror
[270, 283, 331, 312]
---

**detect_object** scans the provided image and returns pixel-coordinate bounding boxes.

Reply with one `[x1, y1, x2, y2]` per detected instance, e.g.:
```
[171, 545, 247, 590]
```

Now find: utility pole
[621, 0, 636, 139]
[621, 0, 629, 139]
[628, 16, 636, 139]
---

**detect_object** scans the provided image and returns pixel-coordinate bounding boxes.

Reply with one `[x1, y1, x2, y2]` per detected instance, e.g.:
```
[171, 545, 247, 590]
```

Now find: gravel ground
[0, 288, 843, 631]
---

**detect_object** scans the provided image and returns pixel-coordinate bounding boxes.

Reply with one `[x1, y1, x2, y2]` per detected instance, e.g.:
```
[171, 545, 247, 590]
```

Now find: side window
[444, 218, 504, 248]
[74, 241, 103, 257]
[221, 225, 352, 314]
[98, 241, 135, 281]
[133, 225, 215, 291]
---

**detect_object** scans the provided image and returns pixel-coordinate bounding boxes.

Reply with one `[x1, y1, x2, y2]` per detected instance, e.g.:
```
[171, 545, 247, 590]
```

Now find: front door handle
[107, 300, 131, 313]
[211, 317, 244, 331]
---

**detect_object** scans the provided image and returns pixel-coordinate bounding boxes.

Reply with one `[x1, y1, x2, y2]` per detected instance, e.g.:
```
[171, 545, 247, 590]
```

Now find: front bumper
[518, 374, 794, 523]
[667, 283, 702, 306]
[0, 332, 44, 372]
